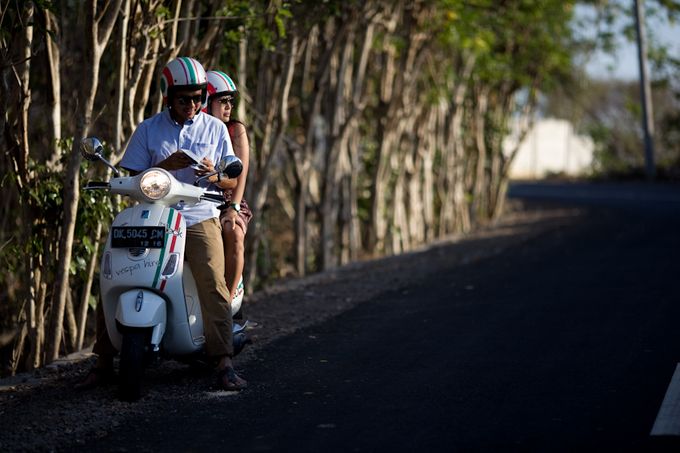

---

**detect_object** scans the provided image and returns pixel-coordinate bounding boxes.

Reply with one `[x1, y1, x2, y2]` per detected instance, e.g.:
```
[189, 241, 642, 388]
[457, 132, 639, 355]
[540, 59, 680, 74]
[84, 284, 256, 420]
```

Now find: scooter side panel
[158, 257, 206, 355]
[181, 265, 206, 346]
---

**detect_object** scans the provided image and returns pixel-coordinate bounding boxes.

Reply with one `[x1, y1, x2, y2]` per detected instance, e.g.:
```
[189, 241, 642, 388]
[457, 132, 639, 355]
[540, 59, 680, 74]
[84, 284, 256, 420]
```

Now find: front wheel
[118, 327, 151, 401]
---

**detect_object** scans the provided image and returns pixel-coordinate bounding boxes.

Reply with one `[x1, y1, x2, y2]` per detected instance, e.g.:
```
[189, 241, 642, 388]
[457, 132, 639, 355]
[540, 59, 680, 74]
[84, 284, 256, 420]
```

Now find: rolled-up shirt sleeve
[120, 123, 151, 172]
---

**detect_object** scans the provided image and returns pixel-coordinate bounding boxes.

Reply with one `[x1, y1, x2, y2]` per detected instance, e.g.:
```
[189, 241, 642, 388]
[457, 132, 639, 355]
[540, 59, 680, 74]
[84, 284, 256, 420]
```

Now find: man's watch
[229, 202, 241, 213]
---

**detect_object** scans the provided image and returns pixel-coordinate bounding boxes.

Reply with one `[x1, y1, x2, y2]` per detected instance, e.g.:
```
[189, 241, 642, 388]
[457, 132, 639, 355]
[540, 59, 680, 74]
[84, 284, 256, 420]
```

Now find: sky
[585, 26, 679, 80]
[577, 4, 680, 81]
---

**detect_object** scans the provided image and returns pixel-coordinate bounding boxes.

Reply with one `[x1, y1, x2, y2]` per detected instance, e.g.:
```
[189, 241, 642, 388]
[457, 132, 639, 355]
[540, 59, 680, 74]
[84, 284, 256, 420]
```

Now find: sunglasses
[217, 96, 236, 106]
[176, 94, 203, 106]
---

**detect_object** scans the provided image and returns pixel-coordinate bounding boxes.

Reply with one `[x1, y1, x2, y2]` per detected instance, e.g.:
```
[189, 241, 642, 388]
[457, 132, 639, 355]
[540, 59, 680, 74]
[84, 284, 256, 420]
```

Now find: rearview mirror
[79, 136, 120, 177]
[218, 155, 243, 179]
[80, 137, 105, 162]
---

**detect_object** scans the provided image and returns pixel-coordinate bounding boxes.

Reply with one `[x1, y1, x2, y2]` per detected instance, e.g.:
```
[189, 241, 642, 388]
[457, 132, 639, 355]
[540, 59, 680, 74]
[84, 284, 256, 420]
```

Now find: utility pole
[634, 0, 656, 180]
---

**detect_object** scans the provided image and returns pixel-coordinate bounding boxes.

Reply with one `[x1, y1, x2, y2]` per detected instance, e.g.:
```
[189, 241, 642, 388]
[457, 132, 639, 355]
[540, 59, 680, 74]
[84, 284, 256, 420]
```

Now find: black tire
[118, 328, 151, 401]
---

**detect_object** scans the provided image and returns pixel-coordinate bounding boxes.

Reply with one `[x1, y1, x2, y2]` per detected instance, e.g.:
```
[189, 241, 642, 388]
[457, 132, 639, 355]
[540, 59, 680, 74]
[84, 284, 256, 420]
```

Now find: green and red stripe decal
[153, 209, 183, 292]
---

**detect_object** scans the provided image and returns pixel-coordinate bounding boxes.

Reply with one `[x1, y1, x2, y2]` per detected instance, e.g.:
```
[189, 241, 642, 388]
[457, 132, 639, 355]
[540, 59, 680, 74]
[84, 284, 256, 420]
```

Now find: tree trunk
[346, 129, 361, 260]
[35, 280, 47, 368]
[135, 38, 162, 129]
[45, 9, 62, 169]
[64, 289, 78, 352]
[320, 26, 355, 270]
[46, 0, 122, 364]
[236, 27, 247, 122]
[391, 163, 408, 254]
[21, 271, 48, 370]
[339, 146, 351, 265]
[293, 166, 309, 275]
[471, 86, 489, 225]
[25, 259, 42, 370]
[367, 1, 430, 255]
[10, 322, 27, 376]
[290, 25, 321, 276]
[114, 0, 130, 152]
[77, 222, 102, 350]
[436, 53, 475, 237]
[369, 130, 395, 254]
[14, 2, 38, 372]
[420, 107, 436, 242]
[19, 3, 33, 181]
[48, 151, 82, 363]
[245, 34, 298, 288]
[318, 7, 374, 268]
[489, 87, 537, 221]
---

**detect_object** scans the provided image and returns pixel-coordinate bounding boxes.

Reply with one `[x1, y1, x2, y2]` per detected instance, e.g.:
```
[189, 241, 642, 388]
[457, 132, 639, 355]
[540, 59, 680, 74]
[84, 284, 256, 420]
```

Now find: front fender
[116, 289, 166, 328]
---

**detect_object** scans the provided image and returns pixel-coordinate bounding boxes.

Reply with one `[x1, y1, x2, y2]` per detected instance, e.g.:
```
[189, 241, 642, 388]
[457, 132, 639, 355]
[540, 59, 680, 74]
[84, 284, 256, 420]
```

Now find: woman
[205, 70, 252, 311]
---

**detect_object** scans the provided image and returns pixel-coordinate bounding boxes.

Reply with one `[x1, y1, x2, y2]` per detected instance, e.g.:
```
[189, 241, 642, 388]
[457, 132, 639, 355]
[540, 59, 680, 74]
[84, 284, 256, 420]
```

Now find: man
[78, 57, 246, 391]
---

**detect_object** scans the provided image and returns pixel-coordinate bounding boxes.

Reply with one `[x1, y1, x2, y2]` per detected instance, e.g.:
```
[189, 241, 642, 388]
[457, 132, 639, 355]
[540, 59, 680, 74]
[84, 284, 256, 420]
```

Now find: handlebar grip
[84, 181, 110, 189]
[201, 193, 225, 203]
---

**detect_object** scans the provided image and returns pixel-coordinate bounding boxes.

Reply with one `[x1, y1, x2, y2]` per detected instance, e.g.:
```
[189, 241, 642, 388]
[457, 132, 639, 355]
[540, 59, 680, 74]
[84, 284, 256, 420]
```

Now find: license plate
[111, 226, 166, 248]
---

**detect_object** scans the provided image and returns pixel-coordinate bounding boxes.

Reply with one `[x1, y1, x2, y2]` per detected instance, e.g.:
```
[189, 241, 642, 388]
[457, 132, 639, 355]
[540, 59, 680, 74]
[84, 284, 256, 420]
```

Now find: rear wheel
[118, 328, 151, 401]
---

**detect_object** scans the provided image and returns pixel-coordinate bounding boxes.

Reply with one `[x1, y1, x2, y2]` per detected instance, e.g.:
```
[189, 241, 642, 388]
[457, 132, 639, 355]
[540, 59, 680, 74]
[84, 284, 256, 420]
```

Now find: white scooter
[81, 137, 247, 400]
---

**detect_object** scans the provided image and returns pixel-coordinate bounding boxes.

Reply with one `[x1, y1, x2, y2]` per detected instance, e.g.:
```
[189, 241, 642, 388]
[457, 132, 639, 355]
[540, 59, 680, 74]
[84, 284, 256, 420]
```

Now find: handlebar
[82, 169, 226, 206]
[201, 192, 225, 203]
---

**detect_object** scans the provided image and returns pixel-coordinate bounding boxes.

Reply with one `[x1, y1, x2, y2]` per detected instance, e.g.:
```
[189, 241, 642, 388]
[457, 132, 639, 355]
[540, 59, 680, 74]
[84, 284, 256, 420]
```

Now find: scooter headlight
[139, 170, 171, 201]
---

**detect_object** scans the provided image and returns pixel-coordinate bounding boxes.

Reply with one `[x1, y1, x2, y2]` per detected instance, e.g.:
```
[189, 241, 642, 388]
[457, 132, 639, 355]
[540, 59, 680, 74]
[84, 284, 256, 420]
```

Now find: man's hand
[194, 157, 215, 177]
[195, 157, 221, 184]
[158, 151, 196, 171]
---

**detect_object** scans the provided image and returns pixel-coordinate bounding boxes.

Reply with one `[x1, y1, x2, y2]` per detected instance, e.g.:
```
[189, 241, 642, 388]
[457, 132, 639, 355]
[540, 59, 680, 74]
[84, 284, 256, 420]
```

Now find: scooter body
[79, 137, 245, 400]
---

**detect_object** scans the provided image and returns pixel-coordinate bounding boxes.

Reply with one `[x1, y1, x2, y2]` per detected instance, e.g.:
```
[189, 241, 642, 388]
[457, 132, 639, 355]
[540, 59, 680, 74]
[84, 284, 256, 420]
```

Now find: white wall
[504, 118, 594, 179]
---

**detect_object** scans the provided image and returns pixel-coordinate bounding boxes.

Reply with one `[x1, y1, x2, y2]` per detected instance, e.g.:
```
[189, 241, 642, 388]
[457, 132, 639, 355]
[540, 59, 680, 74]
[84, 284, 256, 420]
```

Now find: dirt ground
[0, 201, 583, 452]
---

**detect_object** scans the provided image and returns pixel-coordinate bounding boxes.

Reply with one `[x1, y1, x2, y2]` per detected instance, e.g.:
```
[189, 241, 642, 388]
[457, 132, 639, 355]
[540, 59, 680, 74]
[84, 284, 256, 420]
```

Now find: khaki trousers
[184, 217, 233, 357]
[93, 217, 234, 358]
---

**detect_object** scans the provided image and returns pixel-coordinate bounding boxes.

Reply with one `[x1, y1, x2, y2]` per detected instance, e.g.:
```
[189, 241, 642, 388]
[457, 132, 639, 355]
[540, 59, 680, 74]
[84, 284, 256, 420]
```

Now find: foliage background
[0, 0, 678, 375]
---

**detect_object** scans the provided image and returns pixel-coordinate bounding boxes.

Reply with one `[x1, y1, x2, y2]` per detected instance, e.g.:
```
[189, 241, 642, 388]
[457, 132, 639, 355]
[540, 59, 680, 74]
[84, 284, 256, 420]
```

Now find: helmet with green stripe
[206, 70, 238, 102]
[160, 57, 208, 107]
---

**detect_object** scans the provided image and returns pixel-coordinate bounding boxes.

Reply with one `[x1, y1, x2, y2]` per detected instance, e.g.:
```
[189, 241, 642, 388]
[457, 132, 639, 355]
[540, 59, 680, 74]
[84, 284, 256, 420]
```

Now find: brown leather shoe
[74, 367, 115, 390]
[217, 366, 247, 391]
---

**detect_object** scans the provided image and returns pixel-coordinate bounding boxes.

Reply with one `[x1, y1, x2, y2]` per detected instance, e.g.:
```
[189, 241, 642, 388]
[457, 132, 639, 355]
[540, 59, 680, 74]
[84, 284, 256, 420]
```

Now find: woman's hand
[222, 207, 238, 230]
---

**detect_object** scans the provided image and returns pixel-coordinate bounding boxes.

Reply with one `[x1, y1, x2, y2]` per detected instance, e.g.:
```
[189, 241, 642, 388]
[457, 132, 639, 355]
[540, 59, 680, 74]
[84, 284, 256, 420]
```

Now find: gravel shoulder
[0, 201, 584, 452]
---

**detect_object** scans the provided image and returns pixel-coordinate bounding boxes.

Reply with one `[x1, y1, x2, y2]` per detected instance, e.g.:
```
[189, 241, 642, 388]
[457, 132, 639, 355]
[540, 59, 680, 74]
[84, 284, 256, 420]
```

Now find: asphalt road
[85, 181, 680, 452]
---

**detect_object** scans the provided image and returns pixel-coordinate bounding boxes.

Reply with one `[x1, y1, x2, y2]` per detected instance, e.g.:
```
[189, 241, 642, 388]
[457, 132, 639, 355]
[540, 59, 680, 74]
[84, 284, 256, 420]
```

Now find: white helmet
[160, 57, 208, 107]
[206, 70, 238, 99]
